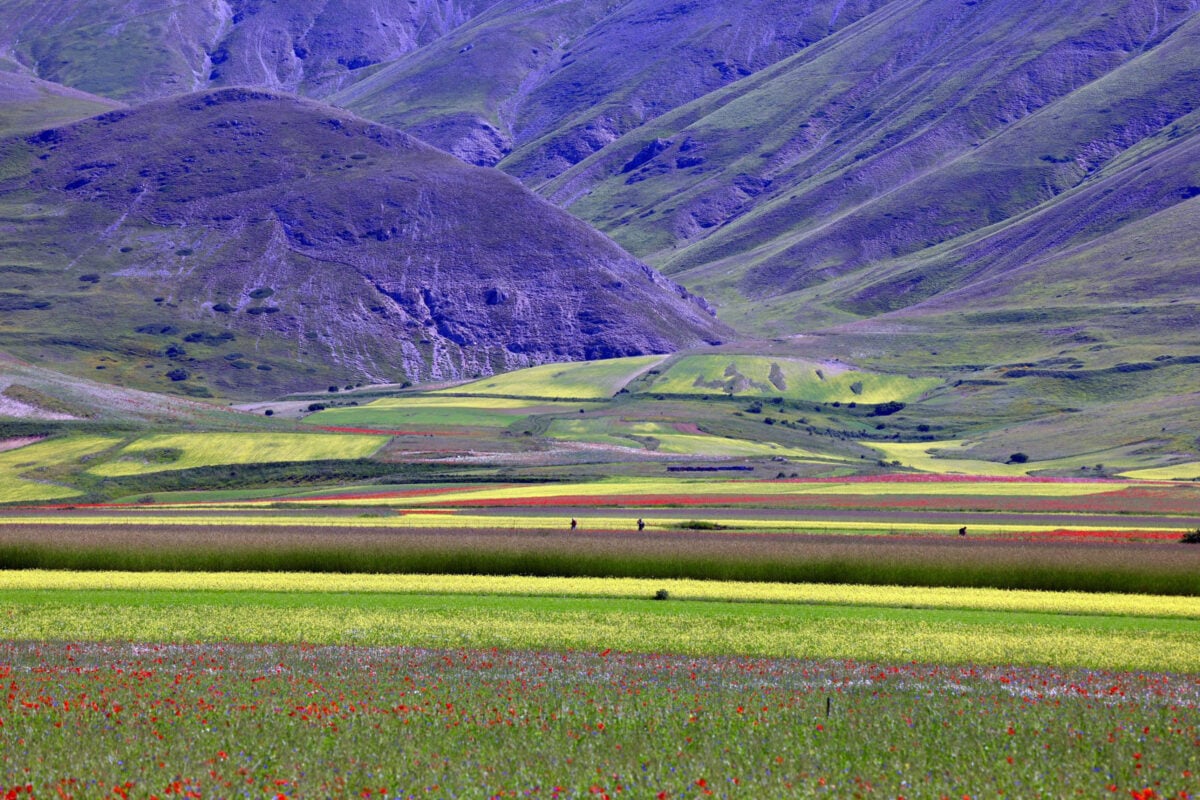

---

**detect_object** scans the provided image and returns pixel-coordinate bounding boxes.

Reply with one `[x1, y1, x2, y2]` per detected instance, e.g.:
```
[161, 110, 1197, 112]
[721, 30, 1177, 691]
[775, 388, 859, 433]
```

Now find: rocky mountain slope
[0, 0, 495, 102]
[334, 0, 885, 170]
[0, 89, 725, 396]
[531, 0, 1200, 333]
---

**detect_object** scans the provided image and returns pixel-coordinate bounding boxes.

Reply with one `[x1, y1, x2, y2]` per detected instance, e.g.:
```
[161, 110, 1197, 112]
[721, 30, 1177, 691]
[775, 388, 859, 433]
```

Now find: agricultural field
[439, 355, 667, 398]
[86, 432, 388, 477]
[639, 354, 941, 403]
[1, 359, 1199, 797]
[306, 396, 581, 430]
[2, 515, 1200, 594]
[547, 418, 825, 458]
[0, 435, 120, 503]
[1124, 462, 1200, 480]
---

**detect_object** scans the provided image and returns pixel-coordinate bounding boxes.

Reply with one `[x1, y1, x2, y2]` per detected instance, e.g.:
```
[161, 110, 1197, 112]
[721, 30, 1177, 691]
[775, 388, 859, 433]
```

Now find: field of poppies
[2, 642, 1196, 799]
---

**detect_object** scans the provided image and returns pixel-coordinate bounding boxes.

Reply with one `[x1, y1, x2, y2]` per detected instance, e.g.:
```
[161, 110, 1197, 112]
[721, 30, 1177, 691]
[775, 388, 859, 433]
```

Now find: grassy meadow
[5, 642, 1196, 799]
[438, 354, 667, 398]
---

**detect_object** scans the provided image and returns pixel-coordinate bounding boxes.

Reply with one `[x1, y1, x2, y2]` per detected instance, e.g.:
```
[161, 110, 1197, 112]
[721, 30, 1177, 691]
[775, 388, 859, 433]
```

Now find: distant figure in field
[570, 518, 577, 531]
[959, 526, 967, 537]
[637, 518, 645, 532]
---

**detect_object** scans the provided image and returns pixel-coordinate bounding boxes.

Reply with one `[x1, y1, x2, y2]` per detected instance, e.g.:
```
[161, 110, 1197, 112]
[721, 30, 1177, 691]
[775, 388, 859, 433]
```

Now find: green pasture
[0, 588, 1197, 672]
[0, 436, 120, 503]
[87, 432, 387, 477]
[876, 440, 1165, 477]
[547, 417, 825, 458]
[438, 355, 666, 398]
[641, 355, 941, 403]
[1122, 461, 1200, 480]
[305, 395, 577, 429]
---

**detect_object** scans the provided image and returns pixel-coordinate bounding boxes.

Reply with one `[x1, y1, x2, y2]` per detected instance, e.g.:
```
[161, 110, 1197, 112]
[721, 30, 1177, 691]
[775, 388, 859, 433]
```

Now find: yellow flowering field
[87, 432, 388, 476]
[2, 595, 1197, 673]
[2, 569, 1196, 619]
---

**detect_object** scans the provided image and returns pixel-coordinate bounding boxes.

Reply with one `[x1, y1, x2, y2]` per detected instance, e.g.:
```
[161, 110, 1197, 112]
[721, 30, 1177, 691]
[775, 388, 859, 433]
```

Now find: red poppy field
[2, 642, 1197, 799]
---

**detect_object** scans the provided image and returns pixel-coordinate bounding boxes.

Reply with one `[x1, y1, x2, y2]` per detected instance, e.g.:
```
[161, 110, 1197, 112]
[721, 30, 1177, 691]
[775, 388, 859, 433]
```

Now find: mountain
[0, 0, 494, 103]
[334, 0, 886, 169]
[0, 89, 726, 397]
[526, 0, 1200, 333]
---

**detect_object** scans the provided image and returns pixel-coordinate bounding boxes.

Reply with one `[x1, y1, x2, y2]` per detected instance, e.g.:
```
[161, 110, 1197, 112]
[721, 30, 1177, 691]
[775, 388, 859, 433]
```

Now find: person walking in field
[570, 518, 577, 531]
[637, 518, 645, 532]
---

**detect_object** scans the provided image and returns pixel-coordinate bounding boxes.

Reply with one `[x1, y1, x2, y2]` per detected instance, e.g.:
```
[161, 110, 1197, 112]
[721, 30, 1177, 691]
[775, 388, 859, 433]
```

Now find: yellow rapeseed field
[3, 570, 1196, 619]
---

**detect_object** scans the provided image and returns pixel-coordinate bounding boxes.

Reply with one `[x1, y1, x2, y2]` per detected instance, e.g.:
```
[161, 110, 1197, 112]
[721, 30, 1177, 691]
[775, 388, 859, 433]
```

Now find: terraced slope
[0, 89, 727, 397]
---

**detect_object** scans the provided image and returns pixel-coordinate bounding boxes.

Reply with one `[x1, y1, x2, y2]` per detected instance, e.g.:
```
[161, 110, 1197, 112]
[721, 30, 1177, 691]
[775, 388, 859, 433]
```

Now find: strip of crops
[1, 590, 1198, 672]
[1, 523, 1199, 595]
[4, 569, 1198, 620]
[3, 643, 1195, 798]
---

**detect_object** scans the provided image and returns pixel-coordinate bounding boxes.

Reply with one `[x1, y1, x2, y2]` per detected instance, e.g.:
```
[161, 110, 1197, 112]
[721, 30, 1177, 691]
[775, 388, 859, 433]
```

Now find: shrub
[1182, 529, 1200, 544]
[871, 401, 905, 417]
[78, 273, 100, 283]
[1009, 453, 1030, 464]
[166, 369, 189, 382]
[673, 521, 729, 531]
[653, 589, 670, 601]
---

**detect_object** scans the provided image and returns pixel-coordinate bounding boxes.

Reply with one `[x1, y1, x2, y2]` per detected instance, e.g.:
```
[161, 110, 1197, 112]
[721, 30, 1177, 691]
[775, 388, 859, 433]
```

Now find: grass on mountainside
[639, 355, 940, 403]
[86, 433, 388, 477]
[438, 355, 667, 399]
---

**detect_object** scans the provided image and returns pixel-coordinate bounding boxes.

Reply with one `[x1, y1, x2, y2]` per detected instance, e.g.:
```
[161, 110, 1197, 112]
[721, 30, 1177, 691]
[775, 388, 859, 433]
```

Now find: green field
[87, 433, 387, 477]
[0, 435, 120, 502]
[1123, 461, 1200, 480]
[548, 418, 824, 457]
[641, 355, 941, 403]
[439, 355, 667, 398]
[306, 395, 578, 429]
